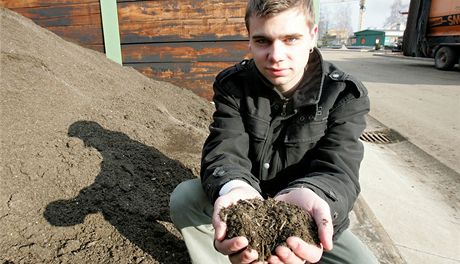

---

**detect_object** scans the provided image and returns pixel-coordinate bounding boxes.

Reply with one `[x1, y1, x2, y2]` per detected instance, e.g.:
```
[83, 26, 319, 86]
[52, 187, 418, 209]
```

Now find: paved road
[321, 50, 460, 175]
[321, 50, 460, 264]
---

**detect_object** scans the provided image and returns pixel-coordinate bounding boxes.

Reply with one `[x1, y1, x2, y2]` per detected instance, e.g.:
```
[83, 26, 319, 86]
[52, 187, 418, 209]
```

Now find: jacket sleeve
[285, 79, 370, 236]
[200, 80, 262, 203]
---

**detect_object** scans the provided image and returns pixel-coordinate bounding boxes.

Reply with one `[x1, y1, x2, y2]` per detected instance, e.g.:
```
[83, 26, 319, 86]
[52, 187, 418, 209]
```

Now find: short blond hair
[244, 0, 315, 31]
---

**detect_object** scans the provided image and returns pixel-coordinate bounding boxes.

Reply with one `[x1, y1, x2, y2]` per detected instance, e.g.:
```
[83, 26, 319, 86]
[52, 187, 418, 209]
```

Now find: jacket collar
[291, 47, 324, 108]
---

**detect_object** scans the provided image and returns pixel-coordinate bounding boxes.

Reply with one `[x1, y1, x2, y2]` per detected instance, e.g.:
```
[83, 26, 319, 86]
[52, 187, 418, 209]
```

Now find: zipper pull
[281, 99, 288, 116]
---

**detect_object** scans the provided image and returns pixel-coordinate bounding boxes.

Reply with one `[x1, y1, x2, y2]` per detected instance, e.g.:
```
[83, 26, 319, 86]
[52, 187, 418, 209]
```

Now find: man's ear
[311, 24, 319, 46]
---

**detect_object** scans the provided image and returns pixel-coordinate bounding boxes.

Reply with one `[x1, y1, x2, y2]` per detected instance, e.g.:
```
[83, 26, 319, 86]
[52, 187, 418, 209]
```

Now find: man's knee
[169, 178, 211, 228]
[321, 230, 378, 264]
[170, 178, 200, 211]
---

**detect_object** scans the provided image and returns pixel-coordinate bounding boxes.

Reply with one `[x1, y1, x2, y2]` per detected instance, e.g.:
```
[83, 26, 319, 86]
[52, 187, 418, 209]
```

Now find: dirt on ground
[1, 8, 214, 263]
[220, 198, 319, 261]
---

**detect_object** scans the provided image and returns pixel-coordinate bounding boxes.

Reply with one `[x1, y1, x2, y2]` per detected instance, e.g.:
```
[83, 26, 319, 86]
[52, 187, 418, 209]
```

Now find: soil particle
[220, 198, 320, 261]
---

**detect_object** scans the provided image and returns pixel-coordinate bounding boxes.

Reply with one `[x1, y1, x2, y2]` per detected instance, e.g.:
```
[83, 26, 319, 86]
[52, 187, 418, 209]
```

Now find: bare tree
[318, 6, 330, 41]
[333, 4, 353, 35]
[384, 0, 409, 30]
[318, 2, 354, 45]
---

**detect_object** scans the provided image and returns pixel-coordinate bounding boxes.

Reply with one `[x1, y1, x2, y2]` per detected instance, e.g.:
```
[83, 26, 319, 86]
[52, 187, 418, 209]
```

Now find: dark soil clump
[220, 198, 320, 260]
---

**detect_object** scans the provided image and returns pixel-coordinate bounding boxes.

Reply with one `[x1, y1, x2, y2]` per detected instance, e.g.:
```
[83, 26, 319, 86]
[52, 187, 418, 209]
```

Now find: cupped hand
[212, 185, 264, 263]
[266, 237, 323, 264]
[272, 188, 334, 263]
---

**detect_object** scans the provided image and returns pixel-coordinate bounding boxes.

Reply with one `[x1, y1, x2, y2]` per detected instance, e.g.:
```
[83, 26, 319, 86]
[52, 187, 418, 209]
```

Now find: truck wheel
[434, 46, 457, 70]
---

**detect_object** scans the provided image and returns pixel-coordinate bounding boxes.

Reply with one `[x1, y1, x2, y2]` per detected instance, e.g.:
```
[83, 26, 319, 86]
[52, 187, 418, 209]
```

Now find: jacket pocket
[245, 114, 269, 141]
[283, 120, 327, 165]
[284, 120, 327, 144]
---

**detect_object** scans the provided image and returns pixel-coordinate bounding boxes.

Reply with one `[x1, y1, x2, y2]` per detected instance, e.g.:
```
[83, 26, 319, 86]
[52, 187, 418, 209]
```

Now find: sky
[320, 0, 411, 31]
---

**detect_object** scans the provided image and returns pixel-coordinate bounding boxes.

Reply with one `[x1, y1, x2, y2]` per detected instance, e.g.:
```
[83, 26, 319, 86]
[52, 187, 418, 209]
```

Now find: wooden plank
[48, 24, 103, 45]
[19, 12, 102, 27]
[9, 4, 101, 27]
[0, 0, 98, 9]
[129, 61, 234, 80]
[12, 3, 101, 19]
[117, 0, 246, 22]
[120, 18, 247, 43]
[122, 41, 249, 63]
[117, 0, 152, 2]
[171, 78, 215, 101]
[117, 0, 247, 43]
[4, 2, 104, 47]
[86, 44, 105, 53]
[128, 61, 238, 100]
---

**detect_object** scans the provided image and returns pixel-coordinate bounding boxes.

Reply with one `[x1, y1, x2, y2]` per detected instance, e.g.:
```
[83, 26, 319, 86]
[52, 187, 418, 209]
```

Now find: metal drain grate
[360, 129, 405, 144]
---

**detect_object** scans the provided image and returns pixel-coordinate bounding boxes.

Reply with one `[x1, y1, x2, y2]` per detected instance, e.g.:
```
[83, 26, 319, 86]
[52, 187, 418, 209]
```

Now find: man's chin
[267, 78, 287, 87]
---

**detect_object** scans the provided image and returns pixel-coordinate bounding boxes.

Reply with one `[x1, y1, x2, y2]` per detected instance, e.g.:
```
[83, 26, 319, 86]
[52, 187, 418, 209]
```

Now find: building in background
[351, 29, 385, 48]
[350, 28, 405, 50]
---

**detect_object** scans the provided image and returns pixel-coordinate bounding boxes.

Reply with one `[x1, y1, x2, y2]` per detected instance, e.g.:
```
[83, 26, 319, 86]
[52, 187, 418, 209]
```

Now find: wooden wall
[1, 0, 250, 100]
[0, 0, 105, 52]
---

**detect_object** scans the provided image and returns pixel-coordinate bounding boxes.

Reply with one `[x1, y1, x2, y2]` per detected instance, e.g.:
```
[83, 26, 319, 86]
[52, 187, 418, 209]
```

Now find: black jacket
[200, 49, 370, 237]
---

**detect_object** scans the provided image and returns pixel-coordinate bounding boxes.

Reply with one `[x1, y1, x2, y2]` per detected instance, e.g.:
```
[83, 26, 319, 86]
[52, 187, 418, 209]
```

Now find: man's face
[248, 8, 318, 92]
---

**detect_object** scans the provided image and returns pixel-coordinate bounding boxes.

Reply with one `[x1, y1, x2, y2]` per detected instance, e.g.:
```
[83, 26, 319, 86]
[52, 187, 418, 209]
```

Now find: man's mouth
[266, 67, 288, 77]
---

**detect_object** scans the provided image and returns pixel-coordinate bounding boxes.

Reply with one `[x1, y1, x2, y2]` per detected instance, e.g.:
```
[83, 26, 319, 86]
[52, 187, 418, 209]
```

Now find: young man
[170, 0, 378, 263]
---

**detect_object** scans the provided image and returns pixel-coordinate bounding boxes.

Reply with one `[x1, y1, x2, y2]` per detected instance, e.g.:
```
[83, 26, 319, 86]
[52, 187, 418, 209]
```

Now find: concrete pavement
[351, 116, 460, 263]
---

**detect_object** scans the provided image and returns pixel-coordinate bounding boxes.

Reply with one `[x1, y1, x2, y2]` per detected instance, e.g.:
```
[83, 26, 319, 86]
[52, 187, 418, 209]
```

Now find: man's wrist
[276, 186, 305, 196]
[219, 180, 254, 196]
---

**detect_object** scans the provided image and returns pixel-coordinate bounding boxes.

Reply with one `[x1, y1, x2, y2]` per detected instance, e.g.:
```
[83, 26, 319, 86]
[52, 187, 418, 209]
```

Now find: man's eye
[255, 39, 268, 44]
[285, 37, 298, 43]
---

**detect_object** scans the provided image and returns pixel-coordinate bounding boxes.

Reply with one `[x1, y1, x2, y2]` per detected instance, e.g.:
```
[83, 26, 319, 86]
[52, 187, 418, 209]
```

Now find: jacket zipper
[280, 99, 289, 117]
[258, 123, 273, 179]
[258, 98, 289, 179]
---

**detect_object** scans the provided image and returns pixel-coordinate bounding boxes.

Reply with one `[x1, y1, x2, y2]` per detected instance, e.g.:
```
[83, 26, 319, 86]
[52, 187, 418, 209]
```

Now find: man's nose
[268, 41, 286, 62]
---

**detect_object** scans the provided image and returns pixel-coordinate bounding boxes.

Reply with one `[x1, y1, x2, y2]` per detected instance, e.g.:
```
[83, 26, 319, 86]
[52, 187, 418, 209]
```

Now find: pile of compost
[1, 8, 213, 263]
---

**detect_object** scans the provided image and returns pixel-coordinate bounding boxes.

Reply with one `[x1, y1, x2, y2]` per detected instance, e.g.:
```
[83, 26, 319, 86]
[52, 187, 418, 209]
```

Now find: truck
[403, 0, 460, 70]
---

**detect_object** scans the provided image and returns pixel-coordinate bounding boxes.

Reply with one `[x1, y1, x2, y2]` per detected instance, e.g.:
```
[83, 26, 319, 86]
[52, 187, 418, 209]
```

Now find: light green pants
[169, 179, 378, 264]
